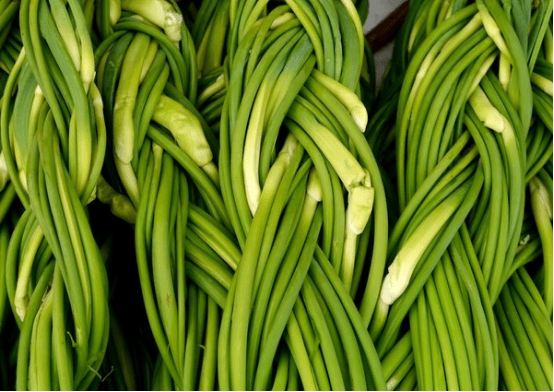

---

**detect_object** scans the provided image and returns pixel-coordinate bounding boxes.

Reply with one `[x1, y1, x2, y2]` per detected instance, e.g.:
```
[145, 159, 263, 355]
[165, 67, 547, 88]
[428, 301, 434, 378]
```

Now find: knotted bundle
[1, 0, 109, 389]
[367, 0, 553, 390]
[193, 0, 389, 389]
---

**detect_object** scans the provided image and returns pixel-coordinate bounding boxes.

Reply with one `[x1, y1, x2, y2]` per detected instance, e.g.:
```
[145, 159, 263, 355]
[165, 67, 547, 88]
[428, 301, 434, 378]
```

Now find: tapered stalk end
[0, 151, 10, 191]
[152, 95, 214, 169]
[369, 298, 389, 341]
[121, 0, 183, 42]
[110, 0, 121, 26]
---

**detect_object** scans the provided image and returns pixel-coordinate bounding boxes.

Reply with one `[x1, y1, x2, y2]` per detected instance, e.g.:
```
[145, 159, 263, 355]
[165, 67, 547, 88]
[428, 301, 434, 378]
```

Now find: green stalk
[271, 347, 290, 391]
[121, 0, 182, 42]
[260, 170, 321, 341]
[377, 168, 484, 356]
[509, 281, 553, 386]
[284, 314, 319, 390]
[379, 181, 469, 307]
[297, 72, 388, 323]
[51, 264, 72, 390]
[435, 257, 477, 389]
[312, 247, 387, 390]
[292, 297, 331, 390]
[529, 175, 553, 315]
[39, 3, 94, 195]
[255, 189, 323, 390]
[246, 169, 308, 386]
[298, 277, 345, 390]
[147, 126, 230, 227]
[510, 270, 553, 348]
[495, 298, 537, 389]
[229, 28, 303, 235]
[387, 353, 414, 390]
[428, 307, 446, 390]
[226, 137, 299, 390]
[396, 366, 418, 391]
[1, 49, 29, 207]
[151, 152, 179, 374]
[151, 95, 217, 183]
[32, 290, 54, 391]
[53, 138, 110, 390]
[15, 263, 54, 391]
[188, 206, 240, 270]
[381, 331, 412, 381]
[135, 143, 182, 389]
[185, 236, 233, 291]
[497, 328, 523, 390]
[183, 284, 197, 390]
[396, 4, 478, 207]
[113, 33, 150, 206]
[36, 124, 90, 381]
[425, 274, 459, 390]
[198, 298, 219, 391]
[308, 270, 368, 390]
[0, 222, 9, 330]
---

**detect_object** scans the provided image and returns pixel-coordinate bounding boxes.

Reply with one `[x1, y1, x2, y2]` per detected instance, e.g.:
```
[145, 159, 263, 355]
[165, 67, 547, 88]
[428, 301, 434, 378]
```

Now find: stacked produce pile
[0, 0, 551, 390]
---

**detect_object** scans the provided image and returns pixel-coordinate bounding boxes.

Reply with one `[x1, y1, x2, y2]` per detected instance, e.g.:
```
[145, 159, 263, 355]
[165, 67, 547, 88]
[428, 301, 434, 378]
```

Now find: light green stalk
[243, 81, 269, 214]
[197, 75, 225, 107]
[29, 290, 54, 391]
[341, 184, 374, 291]
[290, 107, 368, 190]
[151, 147, 179, 376]
[48, 0, 80, 73]
[338, 0, 364, 59]
[498, 53, 511, 90]
[151, 95, 218, 184]
[84, 83, 108, 205]
[369, 295, 389, 340]
[121, 0, 183, 43]
[196, 23, 212, 76]
[379, 187, 467, 306]
[529, 176, 553, 316]
[408, 7, 426, 54]
[228, 134, 299, 391]
[68, 111, 91, 197]
[311, 69, 368, 131]
[467, 53, 497, 96]
[66, 0, 95, 92]
[0, 152, 10, 191]
[96, 176, 137, 224]
[288, 103, 374, 288]
[285, 315, 319, 390]
[140, 41, 160, 83]
[545, 27, 553, 63]
[271, 12, 296, 28]
[19, 84, 45, 188]
[477, 3, 511, 59]
[113, 33, 150, 206]
[399, 14, 484, 194]
[84, 0, 94, 32]
[14, 225, 43, 321]
[469, 86, 512, 134]
[110, 0, 121, 25]
[531, 73, 553, 96]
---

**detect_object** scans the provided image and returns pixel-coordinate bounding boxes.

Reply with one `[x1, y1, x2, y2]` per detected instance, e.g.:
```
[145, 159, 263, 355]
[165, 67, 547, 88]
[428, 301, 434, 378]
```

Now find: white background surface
[363, 0, 406, 90]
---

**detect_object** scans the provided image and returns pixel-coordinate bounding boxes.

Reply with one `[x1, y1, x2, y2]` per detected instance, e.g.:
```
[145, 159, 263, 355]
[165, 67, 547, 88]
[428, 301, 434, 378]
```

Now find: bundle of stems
[0, 0, 550, 390]
[93, 0, 230, 389]
[1, 0, 110, 389]
[210, 0, 391, 389]
[368, 0, 553, 390]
